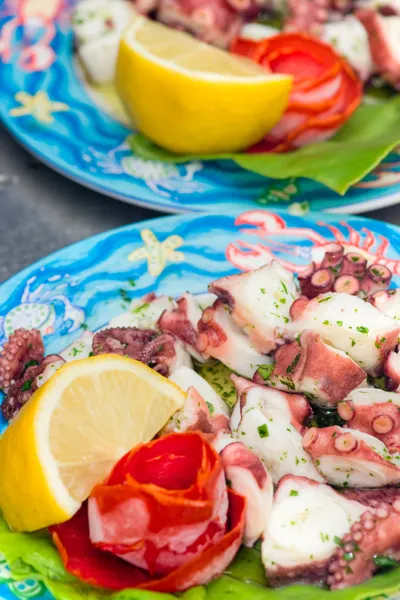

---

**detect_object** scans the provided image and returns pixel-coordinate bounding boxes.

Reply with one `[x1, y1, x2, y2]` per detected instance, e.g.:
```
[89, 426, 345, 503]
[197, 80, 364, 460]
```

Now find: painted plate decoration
[0, 0, 400, 215]
[1, 208, 400, 600]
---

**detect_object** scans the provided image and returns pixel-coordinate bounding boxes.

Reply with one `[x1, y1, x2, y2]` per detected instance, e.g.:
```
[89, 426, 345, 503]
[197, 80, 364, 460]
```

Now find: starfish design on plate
[9, 91, 69, 124]
[128, 229, 184, 277]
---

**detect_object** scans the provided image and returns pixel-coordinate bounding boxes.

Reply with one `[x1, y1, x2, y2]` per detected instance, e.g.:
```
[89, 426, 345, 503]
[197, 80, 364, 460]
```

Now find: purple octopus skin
[156, 0, 244, 48]
[327, 500, 400, 589]
[0, 328, 44, 392]
[92, 327, 157, 360]
[2, 354, 65, 421]
[284, 0, 353, 36]
[92, 327, 181, 377]
[342, 487, 400, 508]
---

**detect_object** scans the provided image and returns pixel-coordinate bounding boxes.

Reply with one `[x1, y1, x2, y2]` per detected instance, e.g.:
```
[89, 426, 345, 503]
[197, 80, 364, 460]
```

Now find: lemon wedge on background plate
[116, 16, 292, 154]
[0, 355, 185, 532]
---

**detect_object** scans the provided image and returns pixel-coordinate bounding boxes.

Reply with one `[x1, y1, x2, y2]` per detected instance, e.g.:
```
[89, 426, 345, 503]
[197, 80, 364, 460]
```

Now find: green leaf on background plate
[128, 96, 400, 196]
[1, 513, 400, 600]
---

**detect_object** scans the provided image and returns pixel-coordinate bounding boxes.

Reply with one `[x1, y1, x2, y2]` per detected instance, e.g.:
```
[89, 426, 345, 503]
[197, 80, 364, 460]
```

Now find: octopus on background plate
[127, 0, 400, 88]
[3, 242, 400, 592]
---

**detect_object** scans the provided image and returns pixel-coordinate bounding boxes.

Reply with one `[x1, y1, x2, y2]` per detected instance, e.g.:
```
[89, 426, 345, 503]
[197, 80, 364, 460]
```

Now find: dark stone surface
[0, 125, 399, 283]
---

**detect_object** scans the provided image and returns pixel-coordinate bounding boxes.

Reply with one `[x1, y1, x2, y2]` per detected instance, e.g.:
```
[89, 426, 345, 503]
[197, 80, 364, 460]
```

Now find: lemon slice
[116, 16, 292, 154]
[0, 355, 185, 532]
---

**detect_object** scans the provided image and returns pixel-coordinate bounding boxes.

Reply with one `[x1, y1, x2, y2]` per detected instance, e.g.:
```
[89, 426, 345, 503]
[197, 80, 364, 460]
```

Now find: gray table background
[0, 124, 399, 284]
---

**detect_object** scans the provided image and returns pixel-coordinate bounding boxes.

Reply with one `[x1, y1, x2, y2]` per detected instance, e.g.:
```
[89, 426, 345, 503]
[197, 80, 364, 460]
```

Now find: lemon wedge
[0, 355, 185, 532]
[116, 16, 292, 154]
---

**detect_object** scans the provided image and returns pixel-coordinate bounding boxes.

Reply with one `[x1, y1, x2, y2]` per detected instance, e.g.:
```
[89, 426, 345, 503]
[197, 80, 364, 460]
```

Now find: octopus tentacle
[327, 501, 400, 589]
[303, 425, 400, 487]
[0, 328, 44, 392]
[262, 475, 365, 587]
[92, 327, 191, 376]
[92, 327, 157, 359]
[338, 388, 400, 453]
[2, 354, 65, 421]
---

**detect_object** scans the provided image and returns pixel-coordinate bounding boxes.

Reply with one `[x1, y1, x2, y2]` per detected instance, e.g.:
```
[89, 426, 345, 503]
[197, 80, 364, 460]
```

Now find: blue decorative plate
[0, 208, 400, 599]
[0, 0, 400, 215]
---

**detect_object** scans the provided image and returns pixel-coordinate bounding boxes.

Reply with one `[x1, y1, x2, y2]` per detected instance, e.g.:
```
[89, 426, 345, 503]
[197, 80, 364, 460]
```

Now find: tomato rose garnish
[50, 432, 245, 593]
[231, 33, 363, 152]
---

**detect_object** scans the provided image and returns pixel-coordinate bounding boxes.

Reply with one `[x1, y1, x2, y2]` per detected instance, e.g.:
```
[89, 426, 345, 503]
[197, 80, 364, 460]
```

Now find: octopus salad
[2, 243, 400, 595]
[71, 0, 400, 162]
[73, 0, 400, 92]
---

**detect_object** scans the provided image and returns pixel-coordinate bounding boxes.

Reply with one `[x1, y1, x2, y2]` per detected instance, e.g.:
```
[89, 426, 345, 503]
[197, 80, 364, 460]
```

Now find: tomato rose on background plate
[231, 33, 363, 153]
[50, 432, 245, 593]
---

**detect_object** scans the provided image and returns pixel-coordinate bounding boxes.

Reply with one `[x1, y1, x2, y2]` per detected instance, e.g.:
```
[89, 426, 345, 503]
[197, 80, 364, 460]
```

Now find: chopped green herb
[320, 533, 329, 542]
[71, 347, 80, 357]
[132, 302, 150, 314]
[286, 353, 301, 374]
[356, 326, 369, 334]
[24, 360, 38, 370]
[373, 556, 399, 568]
[322, 320, 330, 325]
[318, 296, 332, 303]
[334, 536, 344, 547]
[316, 459, 320, 466]
[279, 377, 295, 391]
[280, 298, 286, 304]
[21, 379, 33, 392]
[350, 256, 360, 262]
[260, 288, 266, 294]
[257, 363, 275, 381]
[281, 281, 288, 295]
[258, 424, 269, 438]
[337, 320, 343, 327]
[88, 352, 94, 358]
[119, 289, 131, 303]
[290, 490, 298, 497]
[206, 401, 215, 415]
[283, 316, 289, 324]
[344, 552, 354, 561]
[351, 338, 356, 347]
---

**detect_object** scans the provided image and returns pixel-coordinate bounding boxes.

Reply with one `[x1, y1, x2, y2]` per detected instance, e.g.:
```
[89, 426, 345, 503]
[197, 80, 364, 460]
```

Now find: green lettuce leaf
[1, 513, 400, 600]
[128, 96, 400, 195]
